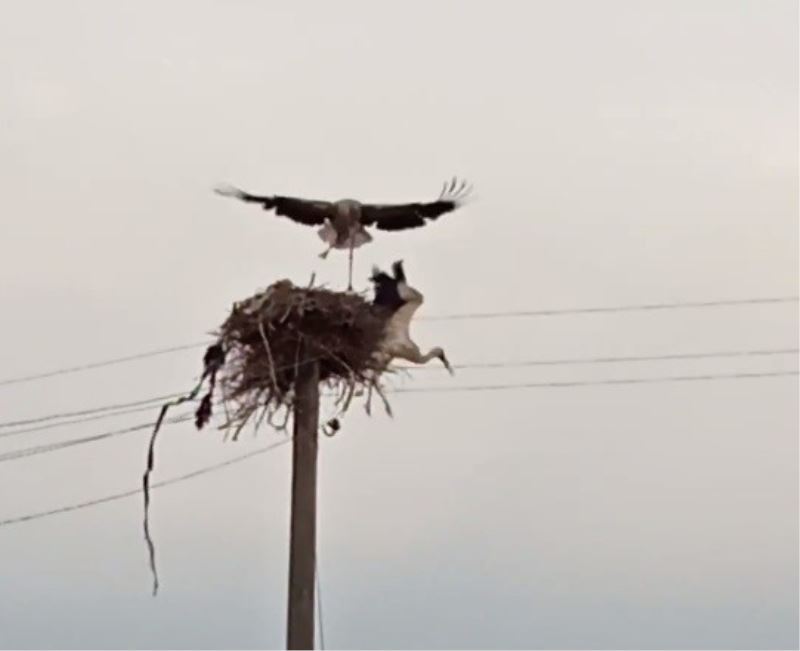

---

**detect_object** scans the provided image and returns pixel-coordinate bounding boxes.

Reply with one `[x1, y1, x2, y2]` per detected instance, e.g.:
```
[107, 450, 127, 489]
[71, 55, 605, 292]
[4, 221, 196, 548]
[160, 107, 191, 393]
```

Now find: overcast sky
[0, 1, 797, 649]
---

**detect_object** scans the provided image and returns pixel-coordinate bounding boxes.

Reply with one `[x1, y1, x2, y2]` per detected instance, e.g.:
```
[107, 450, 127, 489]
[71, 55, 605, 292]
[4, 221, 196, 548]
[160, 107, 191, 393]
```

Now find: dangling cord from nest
[142, 342, 225, 596]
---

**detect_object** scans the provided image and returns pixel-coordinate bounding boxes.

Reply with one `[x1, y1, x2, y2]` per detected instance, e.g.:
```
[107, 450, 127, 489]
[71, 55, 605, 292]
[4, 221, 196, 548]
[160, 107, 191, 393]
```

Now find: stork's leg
[347, 241, 354, 291]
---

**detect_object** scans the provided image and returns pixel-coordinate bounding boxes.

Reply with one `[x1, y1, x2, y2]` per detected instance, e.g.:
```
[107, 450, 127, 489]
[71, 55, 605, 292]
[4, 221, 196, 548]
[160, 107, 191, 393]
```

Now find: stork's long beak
[440, 352, 454, 375]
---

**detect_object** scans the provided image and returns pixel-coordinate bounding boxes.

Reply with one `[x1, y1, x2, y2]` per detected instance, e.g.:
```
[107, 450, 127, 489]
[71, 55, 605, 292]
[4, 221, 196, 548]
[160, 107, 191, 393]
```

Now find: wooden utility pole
[287, 358, 320, 650]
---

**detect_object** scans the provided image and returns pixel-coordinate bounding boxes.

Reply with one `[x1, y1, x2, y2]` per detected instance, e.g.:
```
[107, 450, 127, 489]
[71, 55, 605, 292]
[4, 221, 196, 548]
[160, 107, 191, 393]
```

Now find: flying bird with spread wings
[214, 178, 471, 290]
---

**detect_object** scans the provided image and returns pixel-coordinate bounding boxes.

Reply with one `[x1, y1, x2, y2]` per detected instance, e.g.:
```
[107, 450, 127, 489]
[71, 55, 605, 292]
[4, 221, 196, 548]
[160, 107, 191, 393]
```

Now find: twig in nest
[279, 302, 294, 323]
[231, 405, 255, 442]
[277, 405, 292, 431]
[213, 280, 393, 435]
[257, 317, 281, 400]
[365, 376, 393, 418]
[374, 381, 393, 417]
[340, 380, 357, 414]
[333, 380, 348, 407]
[309, 340, 361, 426]
[266, 403, 292, 433]
[254, 402, 270, 435]
[220, 397, 233, 434]
[326, 375, 357, 431]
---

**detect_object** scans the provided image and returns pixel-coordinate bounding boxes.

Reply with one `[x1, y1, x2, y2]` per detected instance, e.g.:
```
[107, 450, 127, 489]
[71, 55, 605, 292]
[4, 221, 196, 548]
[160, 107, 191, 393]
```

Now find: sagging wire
[142, 342, 225, 596]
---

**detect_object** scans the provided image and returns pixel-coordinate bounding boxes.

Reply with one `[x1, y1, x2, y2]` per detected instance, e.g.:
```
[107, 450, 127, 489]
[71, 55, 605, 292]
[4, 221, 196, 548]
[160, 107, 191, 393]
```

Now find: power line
[0, 402, 179, 439]
[0, 369, 795, 526]
[0, 393, 181, 430]
[402, 347, 799, 372]
[0, 357, 328, 434]
[391, 370, 798, 394]
[1, 295, 795, 388]
[0, 414, 193, 464]
[2, 368, 796, 465]
[0, 438, 291, 528]
[0, 342, 208, 388]
[423, 296, 799, 322]
[2, 347, 796, 435]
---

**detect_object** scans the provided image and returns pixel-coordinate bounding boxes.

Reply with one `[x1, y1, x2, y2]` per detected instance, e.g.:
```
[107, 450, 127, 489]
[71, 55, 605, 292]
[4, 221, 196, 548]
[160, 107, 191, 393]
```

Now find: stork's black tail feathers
[371, 260, 406, 312]
[391, 260, 406, 283]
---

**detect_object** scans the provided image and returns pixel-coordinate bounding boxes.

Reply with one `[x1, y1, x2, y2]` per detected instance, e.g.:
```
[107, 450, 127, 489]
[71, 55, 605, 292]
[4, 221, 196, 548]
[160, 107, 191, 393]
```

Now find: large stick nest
[142, 278, 396, 595]
[204, 279, 393, 437]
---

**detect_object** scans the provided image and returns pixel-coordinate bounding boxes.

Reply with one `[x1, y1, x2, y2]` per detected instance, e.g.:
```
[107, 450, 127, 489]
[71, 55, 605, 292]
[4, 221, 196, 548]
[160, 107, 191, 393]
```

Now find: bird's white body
[316, 200, 373, 288]
[376, 281, 451, 371]
[380, 286, 423, 358]
[317, 215, 372, 251]
[362, 261, 452, 416]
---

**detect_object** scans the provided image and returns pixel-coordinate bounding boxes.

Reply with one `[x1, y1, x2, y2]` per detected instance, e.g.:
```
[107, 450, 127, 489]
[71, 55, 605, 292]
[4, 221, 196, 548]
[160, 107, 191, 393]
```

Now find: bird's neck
[420, 349, 439, 363]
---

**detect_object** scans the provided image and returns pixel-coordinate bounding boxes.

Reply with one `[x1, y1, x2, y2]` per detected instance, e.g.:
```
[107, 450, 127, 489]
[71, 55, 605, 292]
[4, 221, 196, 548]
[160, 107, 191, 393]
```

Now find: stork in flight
[214, 178, 471, 290]
[371, 260, 453, 373]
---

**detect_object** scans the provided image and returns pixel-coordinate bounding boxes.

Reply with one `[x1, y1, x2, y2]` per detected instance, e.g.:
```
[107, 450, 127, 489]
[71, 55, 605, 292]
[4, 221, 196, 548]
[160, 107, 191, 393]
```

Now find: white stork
[214, 178, 471, 290]
[371, 260, 453, 373]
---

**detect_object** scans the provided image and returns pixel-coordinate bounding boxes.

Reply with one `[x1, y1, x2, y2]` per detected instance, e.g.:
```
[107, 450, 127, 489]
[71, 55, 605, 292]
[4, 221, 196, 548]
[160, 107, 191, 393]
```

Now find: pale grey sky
[0, 1, 797, 649]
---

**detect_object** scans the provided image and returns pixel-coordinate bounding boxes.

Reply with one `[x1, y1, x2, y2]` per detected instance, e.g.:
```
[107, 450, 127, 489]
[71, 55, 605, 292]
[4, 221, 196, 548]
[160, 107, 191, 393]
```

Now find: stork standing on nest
[214, 178, 471, 291]
[371, 260, 454, 373]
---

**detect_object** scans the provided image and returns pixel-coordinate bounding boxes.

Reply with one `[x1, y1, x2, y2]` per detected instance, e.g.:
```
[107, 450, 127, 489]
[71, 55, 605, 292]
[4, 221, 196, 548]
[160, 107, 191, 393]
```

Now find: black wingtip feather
[438, 177, 472, 202]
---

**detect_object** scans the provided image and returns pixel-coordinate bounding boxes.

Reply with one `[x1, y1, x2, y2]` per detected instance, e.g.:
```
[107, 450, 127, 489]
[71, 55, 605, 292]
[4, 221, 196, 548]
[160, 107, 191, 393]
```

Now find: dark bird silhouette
[215, 178, 471, 290]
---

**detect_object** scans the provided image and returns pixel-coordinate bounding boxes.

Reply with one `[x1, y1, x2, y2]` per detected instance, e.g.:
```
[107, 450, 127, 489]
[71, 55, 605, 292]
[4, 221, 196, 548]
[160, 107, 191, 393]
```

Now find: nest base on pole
[206, 279, 393, 438]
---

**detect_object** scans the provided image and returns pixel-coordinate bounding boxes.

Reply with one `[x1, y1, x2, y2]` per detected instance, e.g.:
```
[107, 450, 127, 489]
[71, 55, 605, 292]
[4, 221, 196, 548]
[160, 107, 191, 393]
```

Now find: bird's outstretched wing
[360, 178, 471, 231]
[214, 184, 331, 226]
